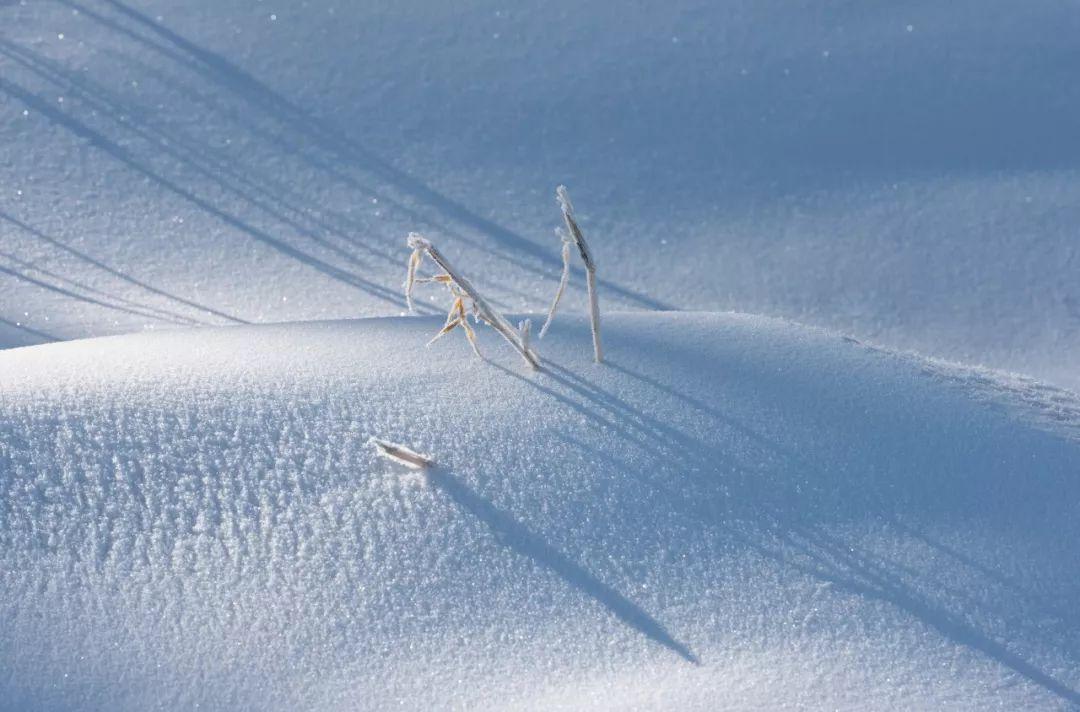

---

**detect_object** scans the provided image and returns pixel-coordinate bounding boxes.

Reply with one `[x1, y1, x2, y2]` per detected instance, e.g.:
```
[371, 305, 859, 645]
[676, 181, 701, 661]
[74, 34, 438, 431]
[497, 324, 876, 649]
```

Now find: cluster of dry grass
[404, 186, 602, 369]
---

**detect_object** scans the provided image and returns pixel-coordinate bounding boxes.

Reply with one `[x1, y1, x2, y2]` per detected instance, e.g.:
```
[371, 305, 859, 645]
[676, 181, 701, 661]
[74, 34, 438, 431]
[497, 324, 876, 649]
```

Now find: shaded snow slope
[2, 312, 1079, 710]
[3, 1, 1080, 387]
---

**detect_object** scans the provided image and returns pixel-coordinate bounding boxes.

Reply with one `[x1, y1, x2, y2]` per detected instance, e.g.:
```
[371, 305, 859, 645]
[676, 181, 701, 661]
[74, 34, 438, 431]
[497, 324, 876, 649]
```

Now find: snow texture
[4, 2, 1080, 708]
[3, 1, 1080, 388]
[2, 313, 1079, 710]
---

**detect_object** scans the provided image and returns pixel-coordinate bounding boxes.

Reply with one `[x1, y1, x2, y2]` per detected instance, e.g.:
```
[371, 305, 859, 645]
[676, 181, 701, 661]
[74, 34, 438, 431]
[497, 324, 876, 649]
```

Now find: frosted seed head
[555, 185, 574, 215]
[407, 232, 431, 250]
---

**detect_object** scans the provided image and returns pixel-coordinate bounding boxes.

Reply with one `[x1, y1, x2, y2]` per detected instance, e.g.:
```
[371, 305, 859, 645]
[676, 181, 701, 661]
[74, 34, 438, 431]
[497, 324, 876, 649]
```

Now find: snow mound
[1, 312, 1079, 710]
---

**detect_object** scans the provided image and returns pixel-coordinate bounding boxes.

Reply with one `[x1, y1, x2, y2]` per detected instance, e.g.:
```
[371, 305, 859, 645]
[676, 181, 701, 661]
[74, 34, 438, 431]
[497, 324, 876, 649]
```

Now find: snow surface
[4, 2, 1080, 708]
[3, 1, 1080, 387]
[2, 313, 1079, 710]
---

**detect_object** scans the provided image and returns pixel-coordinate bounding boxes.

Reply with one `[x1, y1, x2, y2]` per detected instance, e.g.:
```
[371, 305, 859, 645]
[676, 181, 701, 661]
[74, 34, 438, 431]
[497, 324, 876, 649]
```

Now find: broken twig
[372, 438, 434, 469]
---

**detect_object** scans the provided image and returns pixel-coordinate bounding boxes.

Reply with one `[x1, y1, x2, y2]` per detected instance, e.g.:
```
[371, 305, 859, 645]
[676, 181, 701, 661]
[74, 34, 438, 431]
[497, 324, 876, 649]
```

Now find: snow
[3, 1, 1080, 387]
[2, 313, 1079, 710]
[4, 1, 1080, 708]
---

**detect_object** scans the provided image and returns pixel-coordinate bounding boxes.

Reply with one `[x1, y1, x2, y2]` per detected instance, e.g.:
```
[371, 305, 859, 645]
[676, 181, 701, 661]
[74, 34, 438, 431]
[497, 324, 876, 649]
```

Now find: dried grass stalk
[407, 233, 541, 370]
[371, 438, 434, 469]
[405, 246, 422, 313]
[555, 185, 603, 362]
[518, 318, 532, 355]
[539, 228, 572, 338]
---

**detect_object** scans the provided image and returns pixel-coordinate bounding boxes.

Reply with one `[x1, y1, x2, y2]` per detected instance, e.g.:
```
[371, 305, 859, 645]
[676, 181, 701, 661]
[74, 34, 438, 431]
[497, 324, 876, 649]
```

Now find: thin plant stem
[540, 229, 572, 339]
[407, 233, 541, 370]
[556, 185, 603, 363]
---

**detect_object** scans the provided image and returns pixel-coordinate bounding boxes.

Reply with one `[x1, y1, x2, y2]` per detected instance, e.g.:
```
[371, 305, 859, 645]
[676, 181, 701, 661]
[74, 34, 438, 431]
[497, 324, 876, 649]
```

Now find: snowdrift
[3, 0, 1080, 387]
[1, 312, 1079, 710]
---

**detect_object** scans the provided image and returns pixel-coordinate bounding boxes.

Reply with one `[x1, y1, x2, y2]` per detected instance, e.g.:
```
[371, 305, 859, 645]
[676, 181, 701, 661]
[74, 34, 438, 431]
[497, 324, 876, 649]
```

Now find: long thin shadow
[0, 261, 196, 325]
[126, 59, 402, 267]
[426, 467, 699, 665]
[73, 0, 671, 311]
[0, 244, 202, 327]
[0, 78, 406, 310]
[496, 353, 1080, 703]
[545, 362, 710, 455]
[890, 518, 1080, 629]
[783, 524, 1080, 706]
[0, 39, 388, 274]
[489, 353, 766, 506]
[0, 210, 240, 325]
[606, 359, 811, 460]
[709, 519, 1080, 707]
[0, 315, 57, 344]
[51, 2, 444, 268]
[483, 358, 670, 460]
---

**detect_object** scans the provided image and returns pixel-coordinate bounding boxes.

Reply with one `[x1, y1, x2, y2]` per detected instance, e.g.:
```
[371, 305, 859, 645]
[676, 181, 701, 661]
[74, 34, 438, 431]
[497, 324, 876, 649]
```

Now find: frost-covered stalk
[407, 233, 541, 370]
[371, 438, 433, 469]
[556, 185, 603, 363]
[539, 228, 572, 339]
[405, 247, 422, 313]
[518, 318, 532, 355]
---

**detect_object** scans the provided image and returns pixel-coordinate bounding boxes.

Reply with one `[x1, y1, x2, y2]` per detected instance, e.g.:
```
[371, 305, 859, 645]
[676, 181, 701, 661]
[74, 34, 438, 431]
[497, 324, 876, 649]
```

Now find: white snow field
[4, 1, 1080, 709]
[3, 0, 1080, 387]
[2, 313, 1079, 710]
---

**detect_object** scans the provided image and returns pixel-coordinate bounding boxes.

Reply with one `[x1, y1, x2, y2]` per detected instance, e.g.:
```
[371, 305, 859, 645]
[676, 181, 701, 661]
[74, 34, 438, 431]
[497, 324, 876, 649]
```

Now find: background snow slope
[2, 313, 1079, 710]
[3, 1, 1080, 387]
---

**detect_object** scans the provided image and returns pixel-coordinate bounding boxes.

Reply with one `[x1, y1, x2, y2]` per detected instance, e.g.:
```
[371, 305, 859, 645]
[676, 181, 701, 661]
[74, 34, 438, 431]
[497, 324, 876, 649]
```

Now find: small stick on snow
[539, 228, 572, 338]
[407, 233, 541, 370]
[371, 438, 434, 469]
[556, 185, 603, 362]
